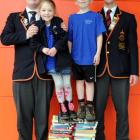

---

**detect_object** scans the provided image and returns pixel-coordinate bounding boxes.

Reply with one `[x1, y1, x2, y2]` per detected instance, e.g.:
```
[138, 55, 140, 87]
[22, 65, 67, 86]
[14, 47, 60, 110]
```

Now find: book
[74, 137, 95, 140]
[74, 130, 96, 133]
[48, 115, 98, 140]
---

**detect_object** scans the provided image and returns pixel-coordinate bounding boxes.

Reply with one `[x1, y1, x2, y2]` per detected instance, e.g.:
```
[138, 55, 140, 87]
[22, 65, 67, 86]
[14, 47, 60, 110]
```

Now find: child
[68, 0, 106, 121]
[39, 0, 77, 120]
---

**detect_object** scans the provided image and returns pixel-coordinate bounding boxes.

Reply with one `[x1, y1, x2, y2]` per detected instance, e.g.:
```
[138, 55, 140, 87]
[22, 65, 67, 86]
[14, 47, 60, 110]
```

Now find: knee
[64, 83, 72, 96]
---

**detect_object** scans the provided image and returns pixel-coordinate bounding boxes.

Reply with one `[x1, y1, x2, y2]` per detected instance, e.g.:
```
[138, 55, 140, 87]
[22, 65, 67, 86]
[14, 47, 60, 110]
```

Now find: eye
[48, 9, 53, 12]
[42, 9, 46, 12]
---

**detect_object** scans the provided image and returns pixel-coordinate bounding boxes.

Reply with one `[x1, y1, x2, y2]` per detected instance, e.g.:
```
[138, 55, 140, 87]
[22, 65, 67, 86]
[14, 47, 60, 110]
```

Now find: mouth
[42, 15, 53, 21]
[43, 15, 51, 18]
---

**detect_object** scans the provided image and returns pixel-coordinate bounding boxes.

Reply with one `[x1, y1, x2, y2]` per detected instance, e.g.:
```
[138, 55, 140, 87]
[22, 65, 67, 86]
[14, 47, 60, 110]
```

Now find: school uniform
[36, 16, 71, 74]
[95, 7, 139, 140]
[1, 9, 54, 140]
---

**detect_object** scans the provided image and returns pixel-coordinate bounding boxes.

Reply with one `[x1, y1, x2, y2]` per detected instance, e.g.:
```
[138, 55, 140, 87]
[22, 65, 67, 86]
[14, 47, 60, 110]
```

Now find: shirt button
[107, 51, 110, 54]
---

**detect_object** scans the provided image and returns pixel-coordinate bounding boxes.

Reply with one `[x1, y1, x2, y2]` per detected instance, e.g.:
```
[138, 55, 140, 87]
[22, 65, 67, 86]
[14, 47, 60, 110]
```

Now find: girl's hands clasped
[48, 47, 57, 57]
[42, 48, 50, 55]
[42, 47, 57, 57]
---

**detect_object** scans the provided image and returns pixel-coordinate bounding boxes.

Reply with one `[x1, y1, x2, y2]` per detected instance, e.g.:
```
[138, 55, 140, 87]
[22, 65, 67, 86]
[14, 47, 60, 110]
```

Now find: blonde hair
[39, 0, 56, 11]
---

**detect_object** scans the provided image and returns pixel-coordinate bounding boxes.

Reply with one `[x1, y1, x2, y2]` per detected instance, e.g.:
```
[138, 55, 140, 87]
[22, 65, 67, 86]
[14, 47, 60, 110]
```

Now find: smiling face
[76, 0, 91, 9]
[39, 1, 55, 23]
[26, 0, 41, 9]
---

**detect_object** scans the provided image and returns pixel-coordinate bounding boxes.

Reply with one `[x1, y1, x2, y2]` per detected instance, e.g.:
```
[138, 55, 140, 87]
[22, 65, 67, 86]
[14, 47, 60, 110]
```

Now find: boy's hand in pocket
[93, 53, 100, 66]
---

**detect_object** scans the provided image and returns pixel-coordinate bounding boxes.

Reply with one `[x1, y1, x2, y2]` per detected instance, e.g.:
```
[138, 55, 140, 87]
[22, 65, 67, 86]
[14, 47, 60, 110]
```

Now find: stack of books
[48, 115, 98, 140]
[48, 116, 74, 140]
[73, 122, 98, 140]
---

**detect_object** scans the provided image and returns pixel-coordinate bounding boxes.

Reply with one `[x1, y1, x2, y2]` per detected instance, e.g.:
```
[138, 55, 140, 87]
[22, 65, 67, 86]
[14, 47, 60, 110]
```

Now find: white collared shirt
[26, 7, 40, 22]
[104, 6, 117, 21]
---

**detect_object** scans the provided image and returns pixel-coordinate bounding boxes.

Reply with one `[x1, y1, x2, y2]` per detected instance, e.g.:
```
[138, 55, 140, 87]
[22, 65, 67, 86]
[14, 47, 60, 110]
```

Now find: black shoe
[59, 103, 69, 120]
[86, 103, 96, 121]
[77, 101, 86, 119]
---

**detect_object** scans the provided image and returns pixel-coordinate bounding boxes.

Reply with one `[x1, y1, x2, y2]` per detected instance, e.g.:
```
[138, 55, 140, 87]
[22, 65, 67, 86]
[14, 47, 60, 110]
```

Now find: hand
[129, 75, 139, 86]
[42, 48, 50, 55]
[48, 47, 57, 57]
[61, 22, 67, 31]
[26, 24, 39, 39]
[93, 53, 100, 66]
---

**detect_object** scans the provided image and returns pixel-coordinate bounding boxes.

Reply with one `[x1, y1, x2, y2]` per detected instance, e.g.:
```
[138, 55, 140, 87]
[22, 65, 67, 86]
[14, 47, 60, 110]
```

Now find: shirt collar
[103, 6, 117, 14]
[26, 7, 38, 14]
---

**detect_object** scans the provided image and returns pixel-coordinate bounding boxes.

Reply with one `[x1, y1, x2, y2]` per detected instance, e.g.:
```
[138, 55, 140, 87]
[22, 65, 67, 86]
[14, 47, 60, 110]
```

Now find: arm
[93, 34, 103, 65]
[53, 17, 68, 51]
[128, 15, 139, 76]
[48, 33, 68, 57]
[36, 31, 49, 55]
[53, 30, 68, 51]
[93, 14, 105, 65]
[128, 15, 139, 86]
[49, 18, 68, 55]
[1, 13, 27, 46]
[96, 34, 103, 56]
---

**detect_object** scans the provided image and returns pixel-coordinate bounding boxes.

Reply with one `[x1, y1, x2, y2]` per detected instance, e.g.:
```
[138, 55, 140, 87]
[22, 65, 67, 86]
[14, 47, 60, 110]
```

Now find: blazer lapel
[99, 7, 122, 41]
[19, 10, 29, 31]
[107, 7, 122, 41]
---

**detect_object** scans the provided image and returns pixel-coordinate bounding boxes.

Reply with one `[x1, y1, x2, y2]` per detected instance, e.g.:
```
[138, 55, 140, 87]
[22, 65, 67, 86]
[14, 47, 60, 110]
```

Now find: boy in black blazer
[95, 0, 139, 140]
[1, 0, 54, 140]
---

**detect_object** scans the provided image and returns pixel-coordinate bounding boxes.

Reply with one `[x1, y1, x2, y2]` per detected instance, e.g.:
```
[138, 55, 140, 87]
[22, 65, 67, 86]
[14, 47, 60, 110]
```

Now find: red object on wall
[0, 0, 140, 140]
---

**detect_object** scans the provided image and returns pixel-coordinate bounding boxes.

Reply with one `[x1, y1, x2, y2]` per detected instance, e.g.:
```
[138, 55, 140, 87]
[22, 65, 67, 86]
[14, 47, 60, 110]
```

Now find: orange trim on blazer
[34, 52, 52, 81]
[13, 13, 52, 82]
[13, 12, 34, 82]
[13, 65, 36, 82]
[105, 43, 129, 79]
[106, 11, 121, 41]
[13, 52, 52, 82]
[97, 10, 129, 79]
[19, 12, 28, 31]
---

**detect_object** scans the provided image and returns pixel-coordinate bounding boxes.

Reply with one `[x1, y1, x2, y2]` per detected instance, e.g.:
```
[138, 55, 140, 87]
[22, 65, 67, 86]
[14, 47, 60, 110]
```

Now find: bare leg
[85, 81, 95, 121]
[76, 80, 85, 100]
[85, 82, 94, 101]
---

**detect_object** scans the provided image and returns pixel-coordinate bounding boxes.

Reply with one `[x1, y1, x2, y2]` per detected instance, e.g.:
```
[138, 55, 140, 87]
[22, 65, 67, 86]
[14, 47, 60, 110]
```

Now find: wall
[0, 0, 140, 140]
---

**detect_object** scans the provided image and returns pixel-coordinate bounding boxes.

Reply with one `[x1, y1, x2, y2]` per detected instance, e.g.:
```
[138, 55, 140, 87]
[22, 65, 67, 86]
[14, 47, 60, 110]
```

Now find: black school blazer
[97, 7, 139, 78]
[0, 11, 52, 80]
[36, 16, 71, 74]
